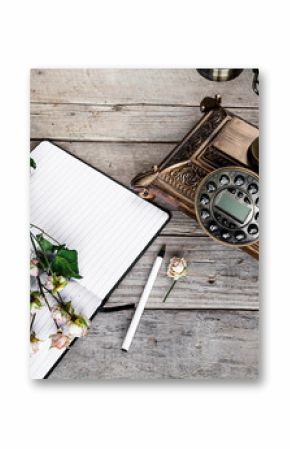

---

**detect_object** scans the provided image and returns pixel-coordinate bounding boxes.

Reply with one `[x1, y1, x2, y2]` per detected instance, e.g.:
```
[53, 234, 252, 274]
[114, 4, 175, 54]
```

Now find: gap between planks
[30, 68, 259, 109]
[30, 101, 259, 110]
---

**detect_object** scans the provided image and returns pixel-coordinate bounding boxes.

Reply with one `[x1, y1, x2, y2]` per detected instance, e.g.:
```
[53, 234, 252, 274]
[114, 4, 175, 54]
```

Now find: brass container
[197, 69, 243, 82]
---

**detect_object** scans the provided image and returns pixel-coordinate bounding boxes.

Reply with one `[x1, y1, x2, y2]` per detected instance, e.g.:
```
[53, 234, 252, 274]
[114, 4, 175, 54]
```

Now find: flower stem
[30, 234, 55, 326]
[36, 275, 60, 331]
[42, 285, 61, 303]
[57, 291, 66, 306]
[30, 231, 38, 254]
[30, 224, 61, 245]
[30, 313, 36, 332]
[42, 286, 74, 318]
[30, 231, 53, 274]
[162, 280, 177, 303]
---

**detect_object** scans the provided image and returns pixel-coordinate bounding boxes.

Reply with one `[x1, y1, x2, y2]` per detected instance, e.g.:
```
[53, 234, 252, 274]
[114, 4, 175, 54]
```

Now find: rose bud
[30, 291, 42, 313]
[62, 300, 75, 315]
[68, 316, 90, 337]
[52, 275, 67, 294]
[30, 258, 39, 277]
[50, 331, 71, 350]
[167, 257, 187, 280]
[44, 275, 68, 295]
[51, 304, 71, 327]
[30, 332, 41, 355]
[44, 275, 54, 291]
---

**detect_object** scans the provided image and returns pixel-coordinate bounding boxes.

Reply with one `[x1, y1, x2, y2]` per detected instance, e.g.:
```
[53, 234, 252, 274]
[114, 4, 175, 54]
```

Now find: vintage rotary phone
[131, 95, 259, 259]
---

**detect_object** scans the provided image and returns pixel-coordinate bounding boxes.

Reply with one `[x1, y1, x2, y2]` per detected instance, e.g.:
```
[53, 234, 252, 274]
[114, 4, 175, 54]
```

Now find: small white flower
[167, 257, 187, 280]
[30, 291, 42, 313]
[51, 305, 71, 327]
[44, 275, 67, 295]
[50, 331, 71, 349]
[68, 316, 90, 337]
[44, 275, 54, 290]
[30, 333, 41, 355]
[30, 258, 39, 277]
[163, 256, 188, 303]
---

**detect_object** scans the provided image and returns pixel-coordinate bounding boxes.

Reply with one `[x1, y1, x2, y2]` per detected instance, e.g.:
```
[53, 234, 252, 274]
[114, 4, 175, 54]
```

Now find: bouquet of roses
[30, 224, 90, 355]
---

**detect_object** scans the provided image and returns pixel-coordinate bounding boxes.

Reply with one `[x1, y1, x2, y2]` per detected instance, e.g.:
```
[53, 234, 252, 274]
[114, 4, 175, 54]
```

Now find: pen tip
[158, 244, 166, 258]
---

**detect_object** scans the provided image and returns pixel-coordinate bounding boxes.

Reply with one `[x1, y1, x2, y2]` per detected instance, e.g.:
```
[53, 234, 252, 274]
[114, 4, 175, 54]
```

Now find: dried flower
[30, 291, 42, 313]
[68, 316, 90, 337]
[30, 332, 41, 355]
[163, 256, 187, 303]
[167, 257, 187, 280]
[50, 331, 71, 349]
[62, 300, 75, 315]
[44, 275, 53, 290]
[30, 258, 40, 277]
[44, 274, 68, 295]
[29, 227, 84, 351]
[51, 304, 71, 327]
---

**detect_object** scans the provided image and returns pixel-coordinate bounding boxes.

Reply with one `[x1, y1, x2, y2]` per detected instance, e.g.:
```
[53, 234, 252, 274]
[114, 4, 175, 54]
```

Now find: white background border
[1, 1, 288, 447]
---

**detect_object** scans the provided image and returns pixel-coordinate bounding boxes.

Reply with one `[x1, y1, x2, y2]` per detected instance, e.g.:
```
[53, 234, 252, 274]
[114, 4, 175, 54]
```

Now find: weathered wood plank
[30, 141, 175, 187]
[31, 70, 259, 380]
[48, 309, 259, 380]
[30, 104, 258, 142]
[31, 69, 258, 108]
[29, 140, 256, 221]
[161, 212, 204, 236]
[30, 141, 258, 309]
[29, 140, 236, 236]
[30, 141, 196, 213]
[105, 236, 258, 310]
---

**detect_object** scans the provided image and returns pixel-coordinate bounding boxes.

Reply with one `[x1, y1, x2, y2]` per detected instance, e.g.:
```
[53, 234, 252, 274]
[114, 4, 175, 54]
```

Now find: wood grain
[30, 141, 176, 187]
[30, 142, 204, 232]
[30, 69, 259, 380]
[31, 103, 258, 142]
[31, 69, 258, 108]
[30, 141, 259, 310]
[105, 236, 258, 310]
[48, 309, 259, 380]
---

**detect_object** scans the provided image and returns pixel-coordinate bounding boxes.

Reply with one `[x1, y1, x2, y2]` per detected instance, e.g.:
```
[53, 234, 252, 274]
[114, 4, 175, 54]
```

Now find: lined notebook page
[30, 141, 169, 378]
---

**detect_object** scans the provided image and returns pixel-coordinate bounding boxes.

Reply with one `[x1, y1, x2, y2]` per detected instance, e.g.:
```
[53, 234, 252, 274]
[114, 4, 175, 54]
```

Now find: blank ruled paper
[30, 141, 169, 379]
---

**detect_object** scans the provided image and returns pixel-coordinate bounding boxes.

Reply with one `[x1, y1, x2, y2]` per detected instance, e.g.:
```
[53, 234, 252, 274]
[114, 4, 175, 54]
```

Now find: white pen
[121, 245, 166, 352]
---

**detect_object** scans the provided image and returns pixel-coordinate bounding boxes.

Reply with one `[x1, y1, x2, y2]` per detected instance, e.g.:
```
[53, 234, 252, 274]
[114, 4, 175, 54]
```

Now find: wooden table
[31, 69, 259, 380]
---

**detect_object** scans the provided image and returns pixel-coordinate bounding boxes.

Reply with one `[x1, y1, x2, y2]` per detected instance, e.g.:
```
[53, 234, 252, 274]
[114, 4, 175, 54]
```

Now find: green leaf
[37, 254, 51, 271]
[51, 244, 66, 252]
[35, 234, 53, 252]
[51, 248, 82, 279]
[30, 157, 36, 169]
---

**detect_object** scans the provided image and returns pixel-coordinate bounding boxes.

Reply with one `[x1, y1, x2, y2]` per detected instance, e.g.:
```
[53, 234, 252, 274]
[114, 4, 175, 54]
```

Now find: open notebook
[30, 141, 170, 379]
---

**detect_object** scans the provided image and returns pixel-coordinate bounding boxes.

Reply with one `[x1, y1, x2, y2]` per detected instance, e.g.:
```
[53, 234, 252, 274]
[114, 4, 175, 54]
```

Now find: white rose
[167, 257, 187, 280]
[30, 333, 41, 355]
[50, 332, 71, 349]
[44, 275, 68, 295]
[51, 305, 71, 327]
[30, 258, 39, 277]
[68, 322, 84, 337]
[30, 291, 42, 313]
[44, 275, 54, 290]
[68, 316, 90, 337]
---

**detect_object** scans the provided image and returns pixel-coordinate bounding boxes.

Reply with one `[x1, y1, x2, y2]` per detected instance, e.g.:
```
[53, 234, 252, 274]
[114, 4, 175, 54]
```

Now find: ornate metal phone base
[131, 96, 259, 259]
